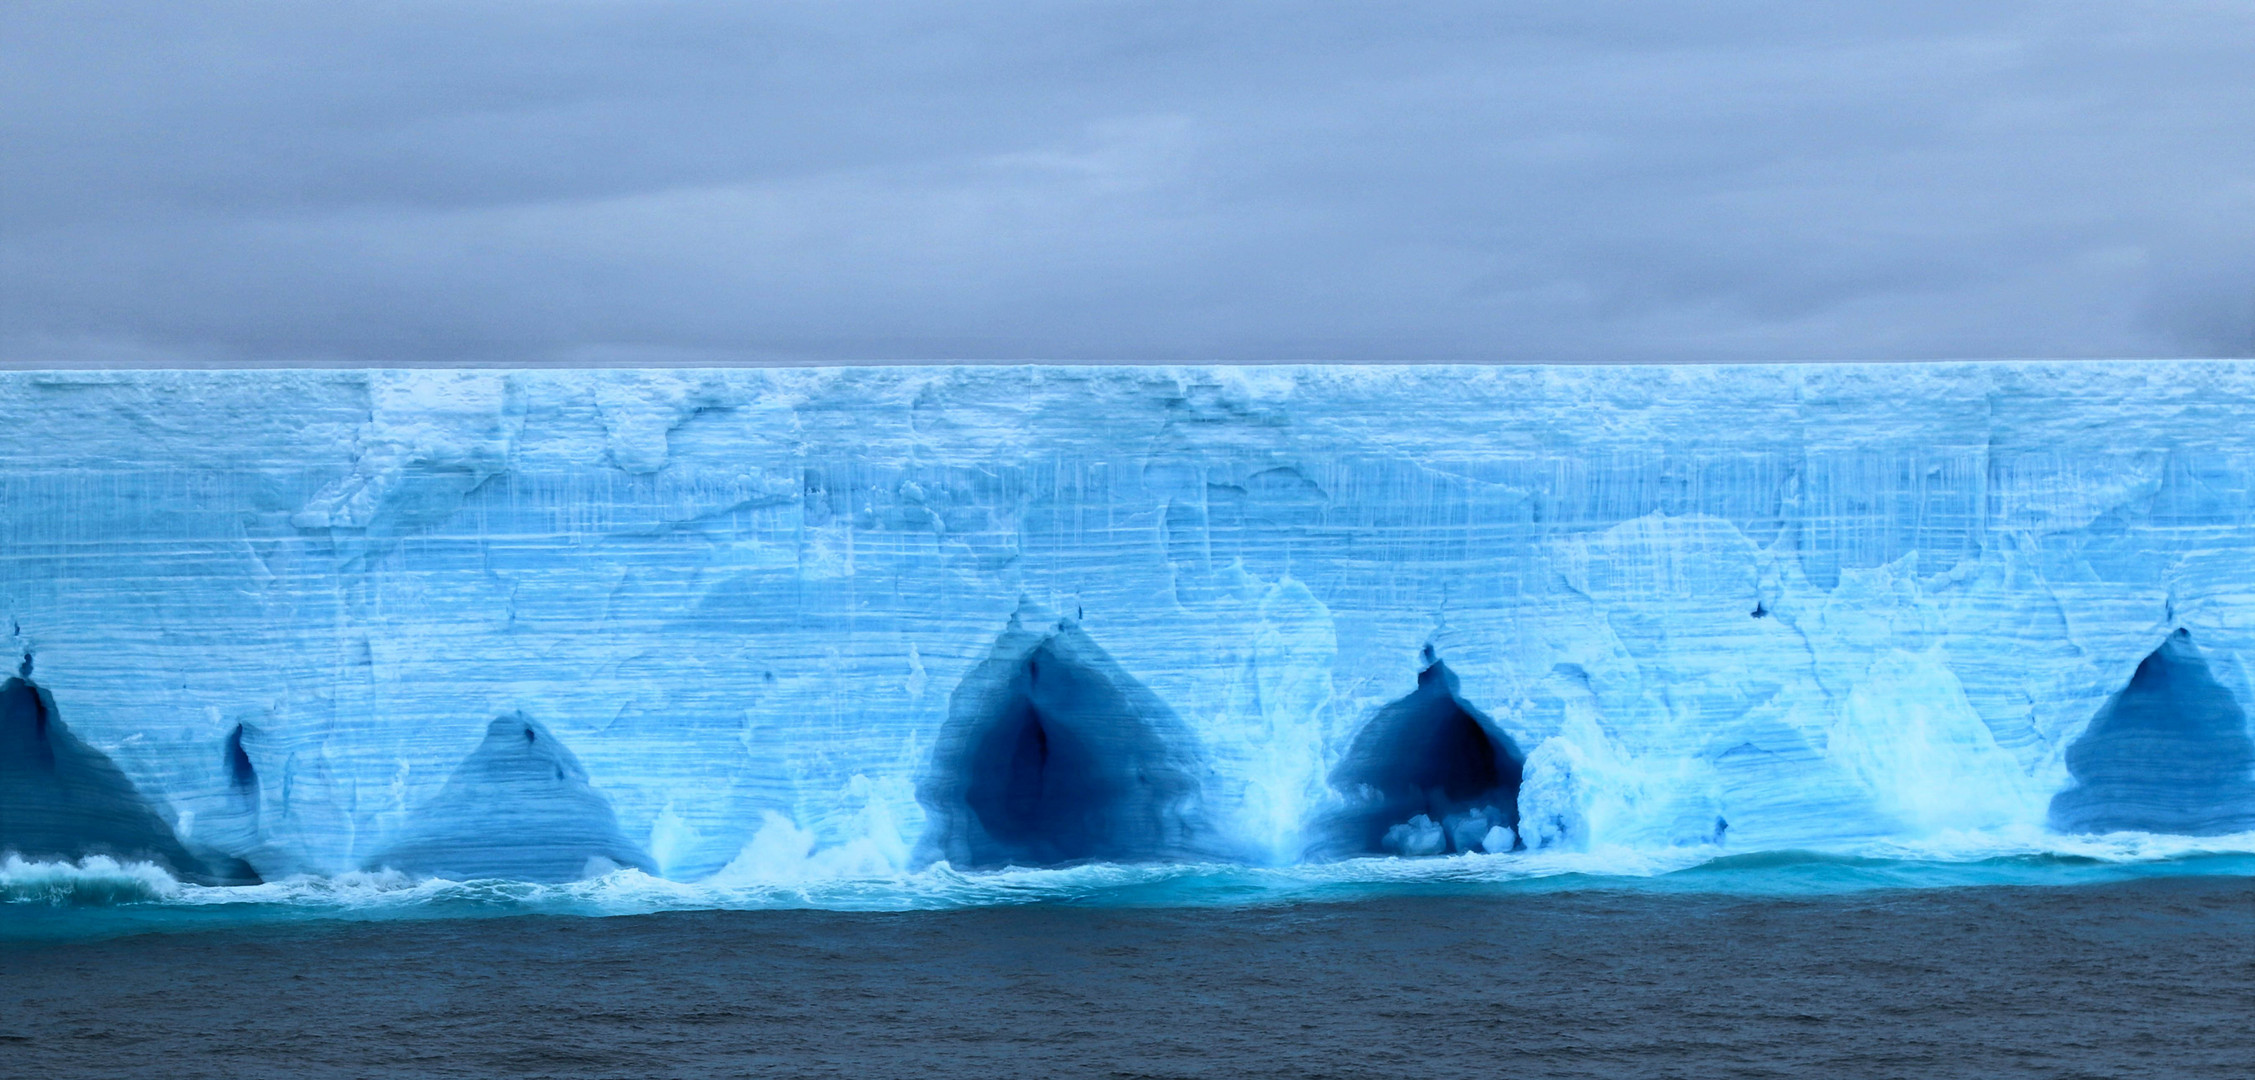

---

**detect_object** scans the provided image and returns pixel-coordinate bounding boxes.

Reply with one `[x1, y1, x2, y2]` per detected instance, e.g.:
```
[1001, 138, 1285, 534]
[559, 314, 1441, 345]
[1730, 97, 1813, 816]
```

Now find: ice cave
[1315, 660, 1525, 858]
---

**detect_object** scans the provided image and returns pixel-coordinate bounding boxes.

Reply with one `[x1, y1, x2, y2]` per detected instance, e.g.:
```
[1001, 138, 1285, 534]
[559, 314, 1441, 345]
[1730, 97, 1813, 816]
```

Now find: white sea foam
[0, 854, 183, 905]
[0, 828, 2212, 938]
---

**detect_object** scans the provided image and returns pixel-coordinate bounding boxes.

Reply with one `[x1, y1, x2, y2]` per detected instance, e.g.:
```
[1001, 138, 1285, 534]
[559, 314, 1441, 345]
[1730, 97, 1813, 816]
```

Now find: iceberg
[2, 362, 2253, 883]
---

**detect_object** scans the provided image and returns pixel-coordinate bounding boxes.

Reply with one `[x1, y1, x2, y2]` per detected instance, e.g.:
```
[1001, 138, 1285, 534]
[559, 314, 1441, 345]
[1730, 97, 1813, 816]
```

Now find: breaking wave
[6, 828, 2251, 942]
[0, 853, 183, 906]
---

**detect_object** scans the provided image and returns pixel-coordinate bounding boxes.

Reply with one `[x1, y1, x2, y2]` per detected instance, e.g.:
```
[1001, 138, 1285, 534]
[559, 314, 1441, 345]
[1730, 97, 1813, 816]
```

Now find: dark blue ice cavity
[223, 723, 257, 790]
[918, 623, 1213, 869]
[1314, 661, 1524, 858]
[371, 713, 655, 882]
[1, 676, 253, 883]
[2050, 630, 2255, 835]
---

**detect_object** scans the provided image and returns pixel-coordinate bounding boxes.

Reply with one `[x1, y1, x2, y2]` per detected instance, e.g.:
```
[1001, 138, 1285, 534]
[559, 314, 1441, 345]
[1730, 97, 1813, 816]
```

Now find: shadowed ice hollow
[916, 620, 1217, 869]
[1313, 660, 1525, 859]
[371, 714, 656, 882]
[2050, 631, 2255, 836]
[2, 673, 256, 885]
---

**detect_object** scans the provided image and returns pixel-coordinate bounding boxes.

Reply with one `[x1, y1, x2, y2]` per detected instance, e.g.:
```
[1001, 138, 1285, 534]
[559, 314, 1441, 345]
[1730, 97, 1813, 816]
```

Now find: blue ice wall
[2, 364, 2253, 880]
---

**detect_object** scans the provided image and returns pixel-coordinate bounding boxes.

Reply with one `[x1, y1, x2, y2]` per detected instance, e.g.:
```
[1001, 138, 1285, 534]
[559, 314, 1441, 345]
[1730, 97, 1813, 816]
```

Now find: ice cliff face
[2, 363, 2253, 883]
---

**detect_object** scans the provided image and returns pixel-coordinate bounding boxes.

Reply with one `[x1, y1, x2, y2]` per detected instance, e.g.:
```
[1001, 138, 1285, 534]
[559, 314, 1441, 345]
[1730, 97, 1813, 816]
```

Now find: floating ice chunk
[1381, 814, 1447, 857]
[1443, 806, 1506, 853]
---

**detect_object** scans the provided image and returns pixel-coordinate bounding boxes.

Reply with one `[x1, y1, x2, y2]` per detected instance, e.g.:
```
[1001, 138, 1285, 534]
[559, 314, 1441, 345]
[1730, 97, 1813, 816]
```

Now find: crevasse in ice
[2, 363, 2253, 883]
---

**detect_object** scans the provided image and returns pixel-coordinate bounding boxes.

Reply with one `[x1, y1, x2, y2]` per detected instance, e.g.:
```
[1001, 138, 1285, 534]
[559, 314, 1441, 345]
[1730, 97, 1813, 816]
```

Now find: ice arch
[1314, 661, 1525, 858]
[1, 674, 256, 883]
[2050, 630, 2255, 835]
[917, 621, 1213, 869]
[371, 713, 656, 882]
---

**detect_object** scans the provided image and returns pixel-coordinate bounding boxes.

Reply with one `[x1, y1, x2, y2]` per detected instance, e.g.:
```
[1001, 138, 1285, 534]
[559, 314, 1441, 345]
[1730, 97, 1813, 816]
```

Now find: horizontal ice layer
[2, 363, 2254, 880]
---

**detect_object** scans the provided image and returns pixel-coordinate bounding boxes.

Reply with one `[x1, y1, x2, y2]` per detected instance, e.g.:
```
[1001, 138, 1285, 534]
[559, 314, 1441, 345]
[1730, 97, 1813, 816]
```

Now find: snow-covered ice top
[2, 363, 2252, 885]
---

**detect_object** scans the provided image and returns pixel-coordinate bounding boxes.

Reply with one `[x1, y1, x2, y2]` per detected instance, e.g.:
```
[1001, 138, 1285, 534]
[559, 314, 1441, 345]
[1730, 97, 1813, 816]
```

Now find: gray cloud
[4, 1, 2251, 366]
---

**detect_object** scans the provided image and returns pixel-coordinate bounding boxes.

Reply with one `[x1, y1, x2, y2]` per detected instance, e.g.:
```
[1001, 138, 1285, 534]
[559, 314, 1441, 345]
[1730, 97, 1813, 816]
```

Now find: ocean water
[4, 865, 2250, 1079]
[7, 838, 2255, 1077]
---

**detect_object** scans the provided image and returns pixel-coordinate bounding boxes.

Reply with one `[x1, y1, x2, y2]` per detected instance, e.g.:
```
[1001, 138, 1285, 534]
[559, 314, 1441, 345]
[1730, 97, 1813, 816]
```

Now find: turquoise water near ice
[8, 832, 2251, 944]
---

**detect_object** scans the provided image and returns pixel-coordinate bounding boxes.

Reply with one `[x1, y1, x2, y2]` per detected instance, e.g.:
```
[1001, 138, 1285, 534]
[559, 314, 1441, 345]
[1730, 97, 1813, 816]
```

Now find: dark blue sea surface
[4, 863, 2251, 1078]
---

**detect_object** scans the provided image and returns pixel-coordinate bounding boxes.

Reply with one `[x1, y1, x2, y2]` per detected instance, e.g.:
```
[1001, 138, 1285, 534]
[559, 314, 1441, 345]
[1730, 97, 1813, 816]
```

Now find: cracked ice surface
[2, 363, 2254, 882]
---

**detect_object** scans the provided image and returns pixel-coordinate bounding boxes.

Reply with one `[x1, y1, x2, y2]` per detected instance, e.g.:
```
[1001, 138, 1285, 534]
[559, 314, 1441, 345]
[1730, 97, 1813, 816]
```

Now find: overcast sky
[4, 1, 2252, 366]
